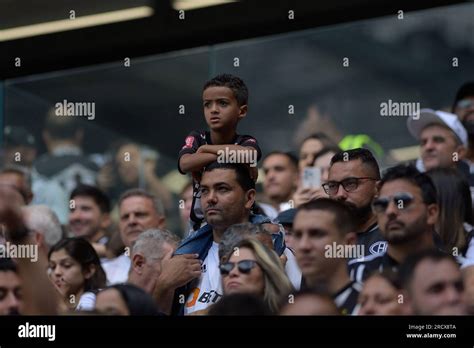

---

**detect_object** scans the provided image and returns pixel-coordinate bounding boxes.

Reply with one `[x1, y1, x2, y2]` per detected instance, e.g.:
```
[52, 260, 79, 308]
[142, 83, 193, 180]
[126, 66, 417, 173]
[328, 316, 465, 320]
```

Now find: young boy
[178, 74, 261, 230]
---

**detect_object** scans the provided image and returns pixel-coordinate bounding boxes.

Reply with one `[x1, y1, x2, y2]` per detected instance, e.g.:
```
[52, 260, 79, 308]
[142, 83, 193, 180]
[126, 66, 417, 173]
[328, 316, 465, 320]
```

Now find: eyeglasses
[219, 260, 258, 276]
[456, 99, 474, 110]
[322, 177, 377, 196]
[371, 192, 415, 213]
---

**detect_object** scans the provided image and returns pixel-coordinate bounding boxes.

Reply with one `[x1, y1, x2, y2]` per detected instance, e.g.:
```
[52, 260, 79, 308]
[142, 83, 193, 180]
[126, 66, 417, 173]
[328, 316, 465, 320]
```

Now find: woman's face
[314, 151, 336, 182]
[299, 138, 324, 172]
[48, 249, 91, 298]
[95, 288, 130, 315]
[222, 247, 265, 296]
[358, 275, 402, 315]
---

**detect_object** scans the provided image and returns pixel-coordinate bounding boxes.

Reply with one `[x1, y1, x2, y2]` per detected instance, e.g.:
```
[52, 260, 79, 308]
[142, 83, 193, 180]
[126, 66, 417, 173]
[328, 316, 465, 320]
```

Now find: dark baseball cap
[4, 126, 35, 147]
[277, 208, 297, 226]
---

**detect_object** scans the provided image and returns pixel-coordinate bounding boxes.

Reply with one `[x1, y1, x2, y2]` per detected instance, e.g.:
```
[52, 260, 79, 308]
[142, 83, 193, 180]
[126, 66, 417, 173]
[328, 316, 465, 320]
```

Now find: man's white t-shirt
[101, 254, 131, 285]
[184, 242, 223, 315]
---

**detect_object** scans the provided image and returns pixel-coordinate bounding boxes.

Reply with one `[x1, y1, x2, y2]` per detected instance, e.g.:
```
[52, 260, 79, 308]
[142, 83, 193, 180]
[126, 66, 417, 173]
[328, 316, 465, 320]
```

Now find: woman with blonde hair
[219, 238, 293, 314]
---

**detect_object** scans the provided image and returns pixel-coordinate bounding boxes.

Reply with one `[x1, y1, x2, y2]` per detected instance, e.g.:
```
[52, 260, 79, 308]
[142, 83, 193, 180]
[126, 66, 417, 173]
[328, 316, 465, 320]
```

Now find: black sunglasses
[322, 177, 376, 196]
[372, 192, 415, 213]
[219, 260, 258, 276]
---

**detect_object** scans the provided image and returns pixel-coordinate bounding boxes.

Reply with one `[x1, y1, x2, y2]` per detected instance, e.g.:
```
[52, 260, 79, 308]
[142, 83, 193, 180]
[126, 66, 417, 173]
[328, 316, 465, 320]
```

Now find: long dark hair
[108, 284, 160, 316]
[48, 237, 106, 292]
[427, 168, 472, 252]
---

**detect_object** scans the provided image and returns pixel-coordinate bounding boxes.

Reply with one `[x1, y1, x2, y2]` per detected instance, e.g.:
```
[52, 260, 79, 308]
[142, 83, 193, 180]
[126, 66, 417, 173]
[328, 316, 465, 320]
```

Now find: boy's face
[203, 86, 247, 131]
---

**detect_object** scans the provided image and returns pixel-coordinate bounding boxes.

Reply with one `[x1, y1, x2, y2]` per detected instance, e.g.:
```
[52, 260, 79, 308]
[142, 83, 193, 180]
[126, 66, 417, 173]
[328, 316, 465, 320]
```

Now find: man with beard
[324, 148, 386, 256]
[0, 258, 23, 315]
[349, 164, 439, 283]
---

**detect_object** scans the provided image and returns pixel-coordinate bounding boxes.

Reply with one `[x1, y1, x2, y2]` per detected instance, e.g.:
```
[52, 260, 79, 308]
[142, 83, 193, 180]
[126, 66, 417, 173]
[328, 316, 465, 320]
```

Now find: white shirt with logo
[184, 242, 223, 315]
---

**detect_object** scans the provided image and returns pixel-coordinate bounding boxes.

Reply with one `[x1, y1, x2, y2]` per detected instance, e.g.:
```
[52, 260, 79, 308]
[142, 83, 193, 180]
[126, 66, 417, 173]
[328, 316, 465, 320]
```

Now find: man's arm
[153, 253, 201, 314]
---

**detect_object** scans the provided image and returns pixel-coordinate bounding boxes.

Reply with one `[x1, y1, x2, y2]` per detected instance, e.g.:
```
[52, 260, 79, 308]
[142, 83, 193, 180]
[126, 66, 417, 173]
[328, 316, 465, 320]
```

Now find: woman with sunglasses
[219, 238, 293, 314]
[48, 237, 106, 312]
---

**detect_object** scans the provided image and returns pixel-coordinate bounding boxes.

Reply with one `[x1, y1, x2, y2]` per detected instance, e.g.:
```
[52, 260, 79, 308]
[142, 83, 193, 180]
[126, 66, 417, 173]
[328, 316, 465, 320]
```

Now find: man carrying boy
[178, 74, 262, 230]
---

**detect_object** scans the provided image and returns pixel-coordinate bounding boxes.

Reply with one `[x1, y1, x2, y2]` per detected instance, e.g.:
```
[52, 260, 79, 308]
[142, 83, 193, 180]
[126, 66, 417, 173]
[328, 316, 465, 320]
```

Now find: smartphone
[302, 167, 322, 189]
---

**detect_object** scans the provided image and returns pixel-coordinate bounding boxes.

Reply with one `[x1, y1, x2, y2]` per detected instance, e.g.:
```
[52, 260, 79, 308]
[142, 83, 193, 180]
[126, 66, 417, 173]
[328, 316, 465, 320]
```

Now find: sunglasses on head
[372, 192, 415, 213]
[219, 260, 258, 276]
[456, 99, 474, 110]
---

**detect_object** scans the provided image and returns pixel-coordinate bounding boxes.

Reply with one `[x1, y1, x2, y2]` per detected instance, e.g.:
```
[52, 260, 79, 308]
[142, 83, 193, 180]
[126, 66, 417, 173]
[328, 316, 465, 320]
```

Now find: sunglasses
[322, 177, 376, 196]
[219, 260, 258, 276]
[456, 99, 474, 110]
[372, 192, 415, 213]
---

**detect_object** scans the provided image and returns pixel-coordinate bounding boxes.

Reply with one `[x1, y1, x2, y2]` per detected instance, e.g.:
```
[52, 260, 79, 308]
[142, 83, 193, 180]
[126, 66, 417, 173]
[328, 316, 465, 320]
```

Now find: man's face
[202, 86, 246, 132]
[263, 154, 298, 203]
[0, 271, 23, 315]
[200, 169, 255, 230]
[140, 242, 174, 293]
[0, 185, 24, 208]
[116, 144, 140, 184]
[0, 173, 29, 205]
[409, 259, 466, 315]
[454, 96, 474, 122]
[420, 125, 464, 171]
[119, 196, 164, 248]
[327, 159, 377, 223]
[293, 209, 352, 283]
[376, 179, 437, 245]
[69, 196, 109, 240]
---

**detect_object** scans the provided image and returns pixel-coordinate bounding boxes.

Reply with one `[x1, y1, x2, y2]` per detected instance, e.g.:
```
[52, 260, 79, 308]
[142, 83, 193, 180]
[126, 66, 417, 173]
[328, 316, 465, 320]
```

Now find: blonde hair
[223, 238, 293, 313]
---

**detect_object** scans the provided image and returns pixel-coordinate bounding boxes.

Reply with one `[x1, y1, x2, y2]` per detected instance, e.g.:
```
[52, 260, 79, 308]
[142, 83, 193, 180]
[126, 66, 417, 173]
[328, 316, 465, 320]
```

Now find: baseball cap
[277, 208, 297, 226]
[407, 108, 468, 147]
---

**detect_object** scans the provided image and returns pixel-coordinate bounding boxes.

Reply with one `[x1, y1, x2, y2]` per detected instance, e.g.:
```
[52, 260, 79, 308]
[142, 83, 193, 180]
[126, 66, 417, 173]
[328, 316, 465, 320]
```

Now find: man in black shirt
[349, 165, 439, 283]
[293, 198, 361, 315]
[324, 148, 386, 256]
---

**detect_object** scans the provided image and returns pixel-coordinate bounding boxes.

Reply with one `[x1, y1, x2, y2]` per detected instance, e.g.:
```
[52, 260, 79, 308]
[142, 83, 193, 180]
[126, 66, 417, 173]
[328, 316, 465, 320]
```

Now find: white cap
[407, 108, 468, 147]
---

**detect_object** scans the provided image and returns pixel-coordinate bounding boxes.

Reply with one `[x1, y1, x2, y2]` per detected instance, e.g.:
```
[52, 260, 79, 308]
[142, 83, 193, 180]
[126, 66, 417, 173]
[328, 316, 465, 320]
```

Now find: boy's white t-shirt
[184, 242, 223, 315]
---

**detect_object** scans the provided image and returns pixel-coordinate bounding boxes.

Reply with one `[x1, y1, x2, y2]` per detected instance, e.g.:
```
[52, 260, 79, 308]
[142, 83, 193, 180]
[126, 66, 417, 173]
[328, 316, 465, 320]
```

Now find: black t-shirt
[177, 130, 262, 228]
[348, 252, 399, 283]
[356, 223, 387, 257]
[177, 130, 262, 174]
[300, 277, 361, 315]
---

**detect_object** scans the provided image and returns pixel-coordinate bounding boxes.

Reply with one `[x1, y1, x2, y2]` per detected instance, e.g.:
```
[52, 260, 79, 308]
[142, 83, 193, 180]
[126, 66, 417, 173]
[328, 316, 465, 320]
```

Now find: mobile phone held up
[302, 167, 322, 189]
